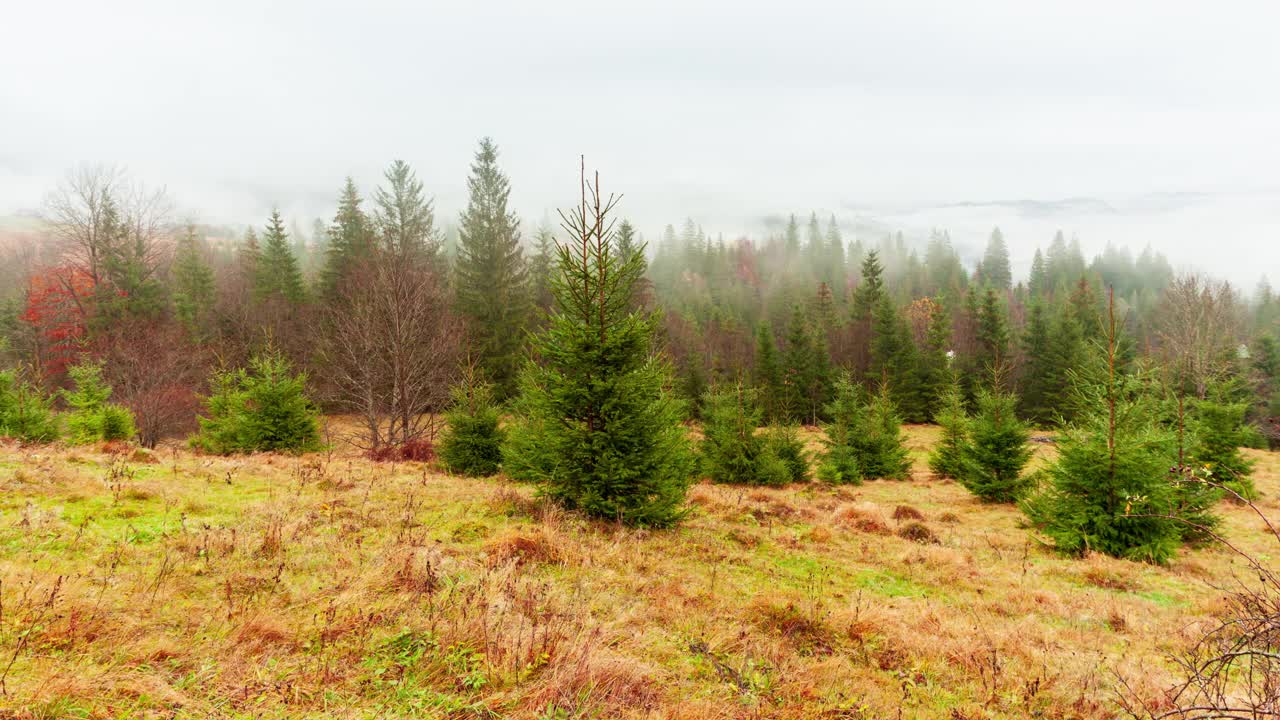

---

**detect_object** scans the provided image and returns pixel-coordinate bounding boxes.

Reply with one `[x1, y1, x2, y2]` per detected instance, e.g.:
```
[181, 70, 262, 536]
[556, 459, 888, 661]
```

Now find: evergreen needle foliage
[1190, 396, 1257, 500]
[767, 424, 811, 484]
[1022, 291, 1203, 564]
[928, 378, 971, 480]
[503, 166, 694, 527]
[0, 370, 59, 443]
[63, 361, 135, 444]
[191, 351, 323, 455]
[439, 366, 504, 477]
[819, 375, 911, 482]
[700, 383, 791, 486]
[961, 388, 1033, 502]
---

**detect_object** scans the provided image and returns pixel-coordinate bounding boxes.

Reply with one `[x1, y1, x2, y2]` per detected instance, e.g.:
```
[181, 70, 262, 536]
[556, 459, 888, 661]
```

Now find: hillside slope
[0, 426, 1276, 719]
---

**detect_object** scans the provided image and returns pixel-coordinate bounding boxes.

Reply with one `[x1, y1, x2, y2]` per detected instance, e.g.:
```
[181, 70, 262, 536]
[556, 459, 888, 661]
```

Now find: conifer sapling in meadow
[700, 382, 791, 487]
[63, 360, 136, 444]
[928, 376, 971, 480]
[819, 375, 911, 483]
[1022, 290, 1195, 564]
[1190, 393, 1257, 500]
[961, 385, 1033, 502]
[439, 365, 505, 477]
[503, 162, 694, 527]
[0, 369, 59, 443]
[191, 350, 323, 455]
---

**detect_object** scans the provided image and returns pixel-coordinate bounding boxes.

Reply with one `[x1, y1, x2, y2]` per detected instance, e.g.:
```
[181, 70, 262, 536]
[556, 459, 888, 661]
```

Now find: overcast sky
[2, 0, 1278, 282]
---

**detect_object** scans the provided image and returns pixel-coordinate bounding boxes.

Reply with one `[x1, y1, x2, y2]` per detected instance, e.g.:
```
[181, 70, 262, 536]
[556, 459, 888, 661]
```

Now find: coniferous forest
[2, 149, 1280, 718]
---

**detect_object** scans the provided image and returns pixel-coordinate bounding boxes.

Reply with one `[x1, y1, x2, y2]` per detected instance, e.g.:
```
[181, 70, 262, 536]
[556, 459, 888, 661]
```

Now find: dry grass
[0, 426, 1275, 718]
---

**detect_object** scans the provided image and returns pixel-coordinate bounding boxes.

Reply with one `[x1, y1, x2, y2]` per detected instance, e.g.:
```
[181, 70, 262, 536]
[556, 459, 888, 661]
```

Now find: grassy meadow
[0, 424, 1276, 719]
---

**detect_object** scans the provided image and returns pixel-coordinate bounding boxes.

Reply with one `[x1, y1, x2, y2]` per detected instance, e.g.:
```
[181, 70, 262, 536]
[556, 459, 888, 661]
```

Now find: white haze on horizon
[2, 0, 1278, 289]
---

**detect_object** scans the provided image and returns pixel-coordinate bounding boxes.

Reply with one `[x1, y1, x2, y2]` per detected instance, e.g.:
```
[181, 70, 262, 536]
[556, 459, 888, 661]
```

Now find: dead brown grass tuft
[834, 502, 892, 535]
[748, 594, 835, 654]
[892, 504, 925, 521]
[897, 521, 938, 544]
[938, 511, 961, 523]
[532, 651, 662, 715]
[233, 614, 295, 654]
[805, 525, 833, 544]
[1079, 555, 1139, 591]
[485, 528, 566, 567]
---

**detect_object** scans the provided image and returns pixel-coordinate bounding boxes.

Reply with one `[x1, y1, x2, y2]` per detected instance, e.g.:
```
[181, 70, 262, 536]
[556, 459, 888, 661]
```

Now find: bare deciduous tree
[1155, 273, 1242, 399]
[320, 253, 461, 454]
[94, 319, 208, 448]
[42, 164, 173, 299]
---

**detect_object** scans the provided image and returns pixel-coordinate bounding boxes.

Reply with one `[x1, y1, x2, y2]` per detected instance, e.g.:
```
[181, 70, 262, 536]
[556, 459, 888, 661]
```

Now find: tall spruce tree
[853, 250, 886, 320]
[912, 299, 952, 421]
[928, 376, 971, 479]
[754, 323, 785, 422]
[980, 227, 1012, 290]
[529, 223, 556, 315]
[1019, 301, 1055, 424]
[455, 138, 530, 398]
[320, 177, 373, 301]
[172, 223, 216, 337]
[1028, 248, 1048, 297]
[503, 165, 694, 527]
[781, 305, 816, 423]
[374, 159, 440, 265]
[256, 209, 306, 304]
[825, 214, 846, 289]
[975, 288, 1009, 376]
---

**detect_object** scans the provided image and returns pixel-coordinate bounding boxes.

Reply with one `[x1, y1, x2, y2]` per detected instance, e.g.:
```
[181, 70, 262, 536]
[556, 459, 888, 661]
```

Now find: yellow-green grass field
[0, 424, 1276, 719]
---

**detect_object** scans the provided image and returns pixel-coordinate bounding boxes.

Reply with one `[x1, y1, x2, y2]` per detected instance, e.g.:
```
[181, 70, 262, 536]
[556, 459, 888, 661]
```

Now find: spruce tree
[1190, 394, 1256, 499]
[784, 213, 800, 256]
[825, 214, 846, 289]
[256, 210, 306, 304]
[975, 288, 1009, 376]
[374, 160, 440, 265]
[1019, 301, 1055, 424]
[981, 227, 1013, 290]
[781, 305, 815, 422]
[700, 382, 791, 486]
[529, 224, 556, 315]
[63, 361, 135, 444]
[852, 250, 886, 320]
[1046, 304, 1085, 423]
[913, 299, 952, 422]
[1028, 247, 1048, 297]
[817, 374, 863, 484]
[503, 166, 694, 527]
[928, 377, 971, 479]
[1022, 290, 1191, 564]
[0, 370, 59, 443]
[754, 323, 785, 423]
[856, 383, 913, 480]
[320, 177, 373, 301]
[455, 138, 531, 398]
[961, 386, 1033, 502]
[191, 350, 322, 455]
[238, 227, 261, 289]
[819, 376, 912, 482]
[439, 365, 505, 477]
[172, 223, 216, 338]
